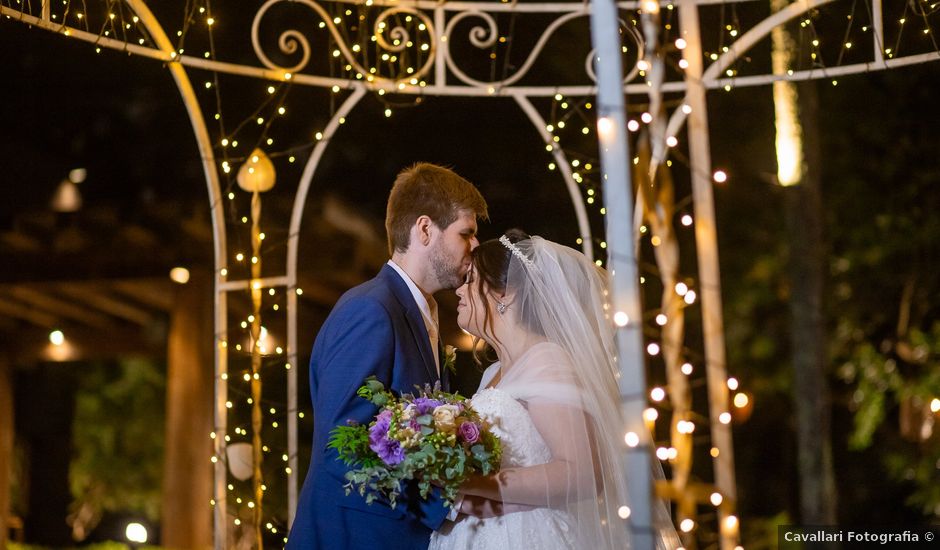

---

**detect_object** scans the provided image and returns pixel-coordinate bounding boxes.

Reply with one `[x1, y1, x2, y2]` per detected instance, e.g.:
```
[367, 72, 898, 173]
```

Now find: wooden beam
[7, 286, 115, 329]
[55, 284, 157, 326]
[295, 274, 346, 307]
[0, 295, 59, 328]
[112, 279, 175, 311]
[8, 325, 163, 363]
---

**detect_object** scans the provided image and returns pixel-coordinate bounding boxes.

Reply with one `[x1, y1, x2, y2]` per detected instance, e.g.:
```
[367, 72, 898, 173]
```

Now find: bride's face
[455, 265, 490, 338]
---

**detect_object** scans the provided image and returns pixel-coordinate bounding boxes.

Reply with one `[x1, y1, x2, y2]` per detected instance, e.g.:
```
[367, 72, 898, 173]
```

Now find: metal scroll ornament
[252, 0, 436, 84]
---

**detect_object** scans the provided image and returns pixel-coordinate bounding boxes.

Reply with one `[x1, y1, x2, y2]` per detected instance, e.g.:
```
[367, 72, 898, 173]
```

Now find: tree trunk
[20, 363, 76, 546]
[161, 270, 214, 549]
[784, 79, 839, 524]
[0, 356, 13, 549]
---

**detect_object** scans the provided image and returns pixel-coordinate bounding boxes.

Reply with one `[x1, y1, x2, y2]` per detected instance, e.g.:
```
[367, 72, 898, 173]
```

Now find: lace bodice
[470, 387, 553, 469]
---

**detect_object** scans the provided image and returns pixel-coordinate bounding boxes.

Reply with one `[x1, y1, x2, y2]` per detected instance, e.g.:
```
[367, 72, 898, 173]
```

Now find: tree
[821, 65, 940, 518]
[69, 358, 166, 540]
[771, 0, 838, 524]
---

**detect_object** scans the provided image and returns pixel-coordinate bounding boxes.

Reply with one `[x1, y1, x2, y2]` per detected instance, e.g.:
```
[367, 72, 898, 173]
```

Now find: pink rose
[458, 421, 481, 444]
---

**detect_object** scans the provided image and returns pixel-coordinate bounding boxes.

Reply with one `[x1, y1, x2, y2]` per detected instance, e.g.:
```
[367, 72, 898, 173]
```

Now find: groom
[286, 163, 488, 549]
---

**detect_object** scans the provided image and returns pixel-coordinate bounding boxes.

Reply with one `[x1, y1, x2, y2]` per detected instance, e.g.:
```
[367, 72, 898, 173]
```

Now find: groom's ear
[413, 215, 434, 248]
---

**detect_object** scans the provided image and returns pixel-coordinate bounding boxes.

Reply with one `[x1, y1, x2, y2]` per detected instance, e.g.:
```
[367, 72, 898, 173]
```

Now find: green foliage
[327, 425, 379, 468]
[739, 511, 793, 550]
[836, 324, 940, 514]
[840, 343, 903, 450]
[69, 358, 167, 531]
[821, 67, 940, 517]
[713, 66, 940, 529]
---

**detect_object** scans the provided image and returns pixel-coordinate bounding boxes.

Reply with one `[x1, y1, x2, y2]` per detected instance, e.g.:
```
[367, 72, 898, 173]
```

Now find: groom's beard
[430, 243, 464, 290]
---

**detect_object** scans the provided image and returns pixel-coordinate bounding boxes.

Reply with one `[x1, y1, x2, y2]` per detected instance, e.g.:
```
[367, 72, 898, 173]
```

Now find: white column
[589, 1, 653, 549]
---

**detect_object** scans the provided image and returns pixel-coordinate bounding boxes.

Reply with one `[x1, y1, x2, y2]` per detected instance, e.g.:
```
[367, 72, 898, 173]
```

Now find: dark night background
[2, 0, 939, 548]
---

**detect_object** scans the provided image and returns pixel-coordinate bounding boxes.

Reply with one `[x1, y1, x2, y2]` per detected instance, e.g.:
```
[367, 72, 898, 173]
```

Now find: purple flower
[370, 409, 393, 436]
[369, 410, 405, 466]
[413, 397, 443, 415]
[458, 421, 481, 444]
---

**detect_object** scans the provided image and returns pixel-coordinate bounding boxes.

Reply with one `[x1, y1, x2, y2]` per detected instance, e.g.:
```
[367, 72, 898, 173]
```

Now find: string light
[614, 312, 630, 326]
[49, 330, 65, 346]
[650, 387, 666, 402]
[677, 420, 696, 434]
[723, 515, 739, 533]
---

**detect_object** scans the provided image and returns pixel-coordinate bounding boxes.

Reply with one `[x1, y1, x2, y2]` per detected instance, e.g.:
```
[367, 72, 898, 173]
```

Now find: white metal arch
[284, 85, 367, 528]
[5, 1, 939, 548]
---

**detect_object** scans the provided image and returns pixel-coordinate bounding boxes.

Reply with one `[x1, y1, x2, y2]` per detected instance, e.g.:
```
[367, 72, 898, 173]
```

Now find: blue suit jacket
[287, 264, 451, 549]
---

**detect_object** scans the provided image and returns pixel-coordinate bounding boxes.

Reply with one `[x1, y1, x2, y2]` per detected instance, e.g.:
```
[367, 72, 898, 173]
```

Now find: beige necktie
[428, 298, 440, 374]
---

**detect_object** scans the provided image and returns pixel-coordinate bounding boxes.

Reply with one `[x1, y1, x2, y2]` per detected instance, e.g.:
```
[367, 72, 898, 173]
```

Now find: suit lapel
[379, 265, 439, 384]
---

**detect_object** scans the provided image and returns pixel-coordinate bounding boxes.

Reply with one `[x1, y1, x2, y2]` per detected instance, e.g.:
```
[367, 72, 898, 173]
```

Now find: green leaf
[363, 376, 385, 392]
[328, 425, 377, 466]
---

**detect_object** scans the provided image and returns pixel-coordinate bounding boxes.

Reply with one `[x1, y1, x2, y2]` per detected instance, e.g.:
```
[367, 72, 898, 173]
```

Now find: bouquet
[328, 376, 502, 508]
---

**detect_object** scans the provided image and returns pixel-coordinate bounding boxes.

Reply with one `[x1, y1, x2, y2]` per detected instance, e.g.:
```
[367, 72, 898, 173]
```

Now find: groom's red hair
[385, 162, 488, 255]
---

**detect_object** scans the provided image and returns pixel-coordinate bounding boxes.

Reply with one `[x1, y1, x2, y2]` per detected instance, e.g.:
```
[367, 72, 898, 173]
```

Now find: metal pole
[589, 1, 653, 549]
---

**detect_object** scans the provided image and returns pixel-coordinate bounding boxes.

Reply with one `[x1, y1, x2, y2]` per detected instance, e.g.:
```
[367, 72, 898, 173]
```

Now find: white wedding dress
[428, 343, 583, 550]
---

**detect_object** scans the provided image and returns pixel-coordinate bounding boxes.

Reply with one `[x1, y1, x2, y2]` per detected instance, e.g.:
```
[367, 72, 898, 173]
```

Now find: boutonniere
[442, 345, 458, 375]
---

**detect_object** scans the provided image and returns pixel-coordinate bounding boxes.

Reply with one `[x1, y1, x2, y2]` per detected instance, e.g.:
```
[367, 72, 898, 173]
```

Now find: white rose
[432, 404, 460, 433]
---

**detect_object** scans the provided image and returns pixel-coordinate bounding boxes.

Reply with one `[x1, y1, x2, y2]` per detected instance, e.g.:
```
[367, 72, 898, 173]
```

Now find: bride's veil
[493, 234, 679, 550]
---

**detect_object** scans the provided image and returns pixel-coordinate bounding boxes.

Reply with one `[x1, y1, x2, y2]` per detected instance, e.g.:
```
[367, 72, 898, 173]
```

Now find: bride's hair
[466, 228, 532, 365]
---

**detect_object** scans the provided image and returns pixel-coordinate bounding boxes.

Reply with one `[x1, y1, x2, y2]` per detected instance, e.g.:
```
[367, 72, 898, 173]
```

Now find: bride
[430, 230, 678, 550]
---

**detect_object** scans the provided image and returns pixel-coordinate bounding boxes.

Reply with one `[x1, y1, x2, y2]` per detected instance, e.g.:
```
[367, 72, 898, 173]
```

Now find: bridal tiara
[499, 235, 535, 268]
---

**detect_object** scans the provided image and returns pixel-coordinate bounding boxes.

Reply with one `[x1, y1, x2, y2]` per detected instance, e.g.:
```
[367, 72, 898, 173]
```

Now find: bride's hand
[458, 495, 535, 518]
[457, 473, 492, 498]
